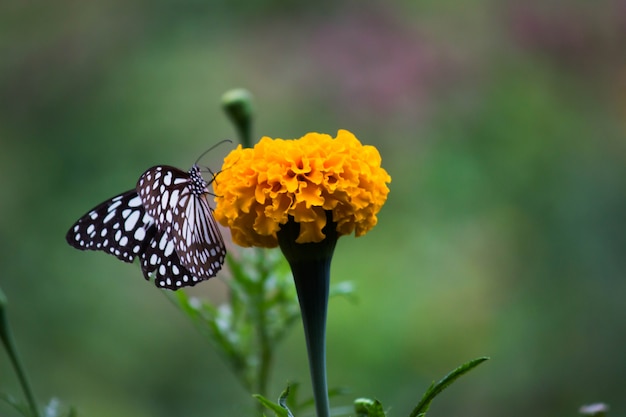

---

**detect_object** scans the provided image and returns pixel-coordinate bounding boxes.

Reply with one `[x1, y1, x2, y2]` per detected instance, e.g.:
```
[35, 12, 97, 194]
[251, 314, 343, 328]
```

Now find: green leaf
[409, 356, 489, 417]
[354, 398, 386, 417]
[254, 385, 295, 417]
[283, 382, 300, 412]
[253, 394, 292, 417]
[227, 253, 254, 291]
[277, 386, 292, 413]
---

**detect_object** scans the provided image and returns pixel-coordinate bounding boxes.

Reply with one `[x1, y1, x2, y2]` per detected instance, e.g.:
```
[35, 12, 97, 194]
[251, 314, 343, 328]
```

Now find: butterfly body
[67, 164, 226, 289]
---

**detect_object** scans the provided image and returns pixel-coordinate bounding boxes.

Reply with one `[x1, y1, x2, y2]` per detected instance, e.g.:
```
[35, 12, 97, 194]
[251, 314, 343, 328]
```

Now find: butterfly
[66, 164, 226, 290]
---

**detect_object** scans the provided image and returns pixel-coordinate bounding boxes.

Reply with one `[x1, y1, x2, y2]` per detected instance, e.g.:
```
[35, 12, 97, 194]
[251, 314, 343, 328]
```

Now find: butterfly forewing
[136, 164, 226, 281]
[66, 191, 152, 262]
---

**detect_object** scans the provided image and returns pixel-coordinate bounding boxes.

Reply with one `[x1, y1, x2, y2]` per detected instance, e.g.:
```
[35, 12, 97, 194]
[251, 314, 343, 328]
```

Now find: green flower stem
[256, 317, 271, 398]
[277, 214, 338, 417]
[0, 287, 40, 417]
[290, 257, 331, 417]
[252, 258, 273, 398]
[221, 88, 254, 148]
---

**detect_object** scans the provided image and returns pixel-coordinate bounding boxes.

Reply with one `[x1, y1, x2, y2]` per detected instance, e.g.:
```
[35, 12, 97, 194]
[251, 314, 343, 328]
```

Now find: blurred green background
[2, 0, 625, 416]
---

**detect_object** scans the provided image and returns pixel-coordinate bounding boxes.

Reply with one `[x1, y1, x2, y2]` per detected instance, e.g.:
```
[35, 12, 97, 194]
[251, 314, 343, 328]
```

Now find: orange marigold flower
[213, 129, 391, 247]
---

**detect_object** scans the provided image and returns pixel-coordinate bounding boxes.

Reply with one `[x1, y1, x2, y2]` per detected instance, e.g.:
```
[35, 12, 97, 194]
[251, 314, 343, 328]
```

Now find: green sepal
[409, 356, 489, 417]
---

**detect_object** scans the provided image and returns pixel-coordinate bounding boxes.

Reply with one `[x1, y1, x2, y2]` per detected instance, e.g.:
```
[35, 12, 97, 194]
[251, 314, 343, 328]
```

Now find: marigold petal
[296, 208, 328, 243]
[213, 130, 391, 247]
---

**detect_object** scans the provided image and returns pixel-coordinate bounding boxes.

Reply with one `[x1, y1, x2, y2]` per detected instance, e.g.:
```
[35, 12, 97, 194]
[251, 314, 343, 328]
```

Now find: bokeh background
[2, 1, 626, 416]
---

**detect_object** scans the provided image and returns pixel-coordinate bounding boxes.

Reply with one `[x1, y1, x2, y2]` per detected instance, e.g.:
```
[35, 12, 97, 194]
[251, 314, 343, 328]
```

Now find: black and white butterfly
[66, 164, 226, 290]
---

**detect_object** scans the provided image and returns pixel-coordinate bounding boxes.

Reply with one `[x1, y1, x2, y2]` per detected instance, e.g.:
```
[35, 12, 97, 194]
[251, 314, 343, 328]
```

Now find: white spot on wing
[163, 171, 172, 186]
[164, 241, 174, 257]
[124, 210, 140, 231]
[134, 227, 146, 240]
[103, 211, 116, 223]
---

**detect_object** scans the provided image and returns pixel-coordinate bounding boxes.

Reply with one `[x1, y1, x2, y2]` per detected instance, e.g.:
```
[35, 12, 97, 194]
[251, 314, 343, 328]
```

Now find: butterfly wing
[66, 190, 153, 262]
[175, 179, 226, 279]
[139, 227, 201, 289]
[66, 190, 201, 289]
[137, 165, 226, 281]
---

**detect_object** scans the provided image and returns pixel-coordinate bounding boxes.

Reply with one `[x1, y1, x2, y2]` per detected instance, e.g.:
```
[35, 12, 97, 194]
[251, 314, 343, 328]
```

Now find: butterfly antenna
[195, 139, 233, 166]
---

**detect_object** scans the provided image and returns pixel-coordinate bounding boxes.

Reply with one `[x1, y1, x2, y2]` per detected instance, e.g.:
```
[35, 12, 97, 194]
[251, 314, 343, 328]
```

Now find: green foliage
[0, 395, 77, 417]
[409, 357, 489, 417]
[256, 357, 489, 417]
[5, 237, 489, 417]
[351, 358, 489, 417]
[254, 386, 294, 417]
[166, 246, 356, 402]
[1, 288, 77, 417]
[256, 385, 356, 417]
[167, 248, 300, 396]
[1, 287, 41, 417]
[354, 398, 385, 417]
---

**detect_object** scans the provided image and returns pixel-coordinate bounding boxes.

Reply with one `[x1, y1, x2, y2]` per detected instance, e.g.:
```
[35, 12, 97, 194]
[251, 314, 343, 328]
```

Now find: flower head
[213, 129, 391, 248]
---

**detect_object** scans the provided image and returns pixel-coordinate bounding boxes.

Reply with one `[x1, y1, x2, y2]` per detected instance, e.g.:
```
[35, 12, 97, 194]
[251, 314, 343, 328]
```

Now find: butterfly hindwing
[139, 227, 201, 289]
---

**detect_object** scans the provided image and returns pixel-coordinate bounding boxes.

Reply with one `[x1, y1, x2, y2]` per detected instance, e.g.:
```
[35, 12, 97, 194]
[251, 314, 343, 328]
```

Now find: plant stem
[277, 214, 337, 417]
[0, 288, 40, 417]
[255, 251, 273, 398]
[290, 258, 331, 417]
